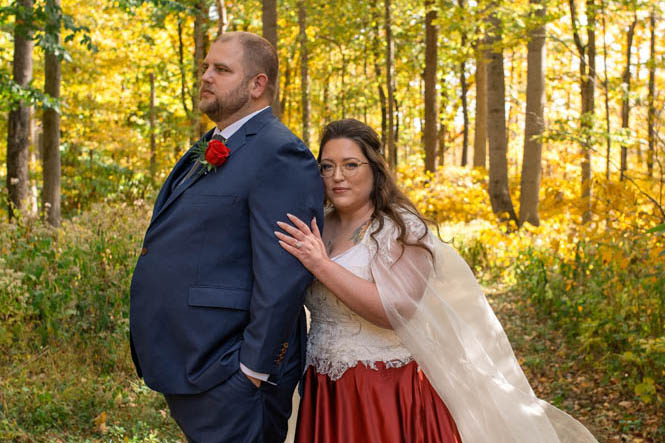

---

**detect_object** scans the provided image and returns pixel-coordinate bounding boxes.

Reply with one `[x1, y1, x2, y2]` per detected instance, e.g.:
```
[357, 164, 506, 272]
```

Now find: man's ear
[249, 73, 269, 99]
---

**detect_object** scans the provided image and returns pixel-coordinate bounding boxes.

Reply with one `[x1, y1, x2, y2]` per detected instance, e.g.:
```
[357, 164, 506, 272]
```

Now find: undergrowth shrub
[0, 201, 150, 348]
[514, 231, 665, 404]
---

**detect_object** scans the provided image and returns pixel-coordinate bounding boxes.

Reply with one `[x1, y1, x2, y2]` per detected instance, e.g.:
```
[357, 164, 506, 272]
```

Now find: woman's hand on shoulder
[275, 214, 330, 275]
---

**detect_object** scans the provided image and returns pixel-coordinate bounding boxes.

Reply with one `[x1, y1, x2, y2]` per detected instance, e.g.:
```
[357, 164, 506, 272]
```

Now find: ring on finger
[295, 241, 303, 249]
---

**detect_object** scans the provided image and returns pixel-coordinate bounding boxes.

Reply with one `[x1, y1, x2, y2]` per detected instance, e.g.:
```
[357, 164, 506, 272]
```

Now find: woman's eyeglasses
[319, 160, 369, 178]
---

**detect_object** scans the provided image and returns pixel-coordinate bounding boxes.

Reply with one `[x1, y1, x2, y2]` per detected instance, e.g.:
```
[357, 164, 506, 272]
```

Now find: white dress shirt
[213, 106, 270, 141]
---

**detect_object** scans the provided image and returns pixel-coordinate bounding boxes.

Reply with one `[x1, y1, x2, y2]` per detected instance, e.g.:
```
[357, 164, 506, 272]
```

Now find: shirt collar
[213, 106, 270, 141]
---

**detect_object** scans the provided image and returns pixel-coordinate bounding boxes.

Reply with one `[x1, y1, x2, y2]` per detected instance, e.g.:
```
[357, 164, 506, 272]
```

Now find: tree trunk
[42, 0, 62, 227]
[377, 81, 387, 152]
[438, 85, 448, 168]
[323, 68, 331, 122]
[473, 49, 488, 168]
[438, 124, 447, 167]
[149, 72, 156, 183]
[215, 0, 227, 36]
[424, 0, 438, 173]
[394, 97, 400, 148]
[176, 16, 190, 157]
[6, 0, 34, 221]
[647, 8, 656, 178]
[363, 39, 369, 123]
[601, 6, 611, 180]
[460, 60, 469, 166]
[337, 43, 347, 118]
[298, 0, 310, 147]
[519, 0, 546, 227]
[372, 0, 387, 151]
[569, 0, 596, 223]
[177, 17, 190, 117]
[458, 0, 469, 167]
[487, 10, 518, 225]
[279, 44, 294, 123]
[385, 0, 396, 169]
[583, 0, 595, 224]
[620, 15, 637, 181]
[262, 0, 280, 117]
[634, 48, 644, 165]
[193, 0, 209, 138]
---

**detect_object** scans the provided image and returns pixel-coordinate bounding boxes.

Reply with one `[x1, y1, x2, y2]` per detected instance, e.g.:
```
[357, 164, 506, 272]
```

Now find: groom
[129, 32, 323, 442]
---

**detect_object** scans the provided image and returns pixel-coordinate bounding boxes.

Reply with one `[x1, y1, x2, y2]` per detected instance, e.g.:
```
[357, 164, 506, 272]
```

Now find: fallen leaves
[93, 411, 107, 434]
[489, 288, 665, 441]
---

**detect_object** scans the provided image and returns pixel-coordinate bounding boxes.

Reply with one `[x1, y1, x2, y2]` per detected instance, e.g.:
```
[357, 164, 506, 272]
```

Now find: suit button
[141, 247, 148, 256]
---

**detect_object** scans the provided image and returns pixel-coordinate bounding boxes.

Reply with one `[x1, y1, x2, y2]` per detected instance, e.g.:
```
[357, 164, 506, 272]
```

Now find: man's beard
[199, 79, 251, 122]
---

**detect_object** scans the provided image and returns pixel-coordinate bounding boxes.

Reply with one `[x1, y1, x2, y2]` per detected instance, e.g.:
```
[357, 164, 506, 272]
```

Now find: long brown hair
[319, 119, 433, 260]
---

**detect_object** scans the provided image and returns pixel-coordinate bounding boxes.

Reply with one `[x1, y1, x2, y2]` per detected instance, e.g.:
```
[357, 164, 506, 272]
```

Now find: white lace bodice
[305, 237, 412, 380]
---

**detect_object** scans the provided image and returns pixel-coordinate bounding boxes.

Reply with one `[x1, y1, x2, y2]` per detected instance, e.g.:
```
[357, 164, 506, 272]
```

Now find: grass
[0, 337, 182, 441]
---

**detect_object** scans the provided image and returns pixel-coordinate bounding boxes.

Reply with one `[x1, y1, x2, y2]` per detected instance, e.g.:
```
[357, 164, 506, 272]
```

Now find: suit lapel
[148, 108, 276, 227]
[150, 130, 214, 224]
[151, 149, 196, 222]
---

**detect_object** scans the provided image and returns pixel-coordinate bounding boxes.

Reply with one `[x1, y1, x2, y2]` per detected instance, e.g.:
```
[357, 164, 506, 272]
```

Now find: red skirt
[295, 361, 462, 443]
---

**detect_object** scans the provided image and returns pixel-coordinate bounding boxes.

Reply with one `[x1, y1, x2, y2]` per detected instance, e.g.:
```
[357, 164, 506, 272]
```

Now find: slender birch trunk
[298, 0, 310, 147]
[647, 8, 656, 177]
[473, 50, 488, 169]
[424, 0, 438, 172]
[620, 15, 637, 181]
[385, 0, 396, 169]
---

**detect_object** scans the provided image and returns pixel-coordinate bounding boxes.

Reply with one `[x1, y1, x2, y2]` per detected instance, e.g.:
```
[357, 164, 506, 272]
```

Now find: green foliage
[0, 0, 95, 111]
[0, 70, 60, 112]
[0, 201, 150, 346]
[0, 341, 181, 441]
[60, 143, 153, 216]
[0, 201, 186, 440]
[648, 223, 665, 234]
[0, 0, 96, 55]
[513, 234, 665, 405]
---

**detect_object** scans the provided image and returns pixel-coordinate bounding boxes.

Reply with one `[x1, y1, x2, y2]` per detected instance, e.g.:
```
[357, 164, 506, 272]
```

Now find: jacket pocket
[188, 286, 251, 311]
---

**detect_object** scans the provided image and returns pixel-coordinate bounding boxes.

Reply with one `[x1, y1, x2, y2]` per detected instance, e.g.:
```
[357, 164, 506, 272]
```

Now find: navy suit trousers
[165, 331, 301, 443]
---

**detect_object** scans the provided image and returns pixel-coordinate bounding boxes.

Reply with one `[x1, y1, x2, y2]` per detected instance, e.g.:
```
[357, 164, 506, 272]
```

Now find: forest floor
[2, 288, 662, 442]
[1, 235, 662, 443]
[489, 286, 664, 443]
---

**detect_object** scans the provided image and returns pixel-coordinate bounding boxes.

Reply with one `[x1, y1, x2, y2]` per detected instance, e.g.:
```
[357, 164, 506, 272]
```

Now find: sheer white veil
[365, 211, 598, 443]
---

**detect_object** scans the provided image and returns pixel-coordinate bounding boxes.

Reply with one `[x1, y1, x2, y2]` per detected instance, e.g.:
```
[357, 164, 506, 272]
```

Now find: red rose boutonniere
[191, 138, 230, 174]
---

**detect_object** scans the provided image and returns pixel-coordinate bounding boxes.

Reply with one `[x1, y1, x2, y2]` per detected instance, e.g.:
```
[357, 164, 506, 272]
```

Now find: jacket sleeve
[239, 137, 324, 379]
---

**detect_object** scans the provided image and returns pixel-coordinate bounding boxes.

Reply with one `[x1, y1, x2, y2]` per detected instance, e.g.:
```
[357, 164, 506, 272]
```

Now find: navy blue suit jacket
[130, 108, 324, 394]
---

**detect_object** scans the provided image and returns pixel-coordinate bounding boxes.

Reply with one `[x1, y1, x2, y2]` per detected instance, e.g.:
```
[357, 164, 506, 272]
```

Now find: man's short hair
[216, 32, 278, 101]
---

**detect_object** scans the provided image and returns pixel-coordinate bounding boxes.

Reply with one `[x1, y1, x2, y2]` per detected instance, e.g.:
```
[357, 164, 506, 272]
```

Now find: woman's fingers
[275, 216, 329, 274]
[275, 230, 310, 253]
[276, 220, 305, 239]
[278, 240, 299, 255]
[274, 230, 297, 245]
[310, 217, 322, 240]
[287, 213, 312, 235]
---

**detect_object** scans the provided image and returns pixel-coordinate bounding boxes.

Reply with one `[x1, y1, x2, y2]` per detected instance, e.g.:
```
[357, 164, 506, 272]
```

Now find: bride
[275, 118, 597, 442]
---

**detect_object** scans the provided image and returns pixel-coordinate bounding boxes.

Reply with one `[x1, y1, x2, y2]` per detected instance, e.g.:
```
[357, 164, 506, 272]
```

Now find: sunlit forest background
[1, 0, 664, 440]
